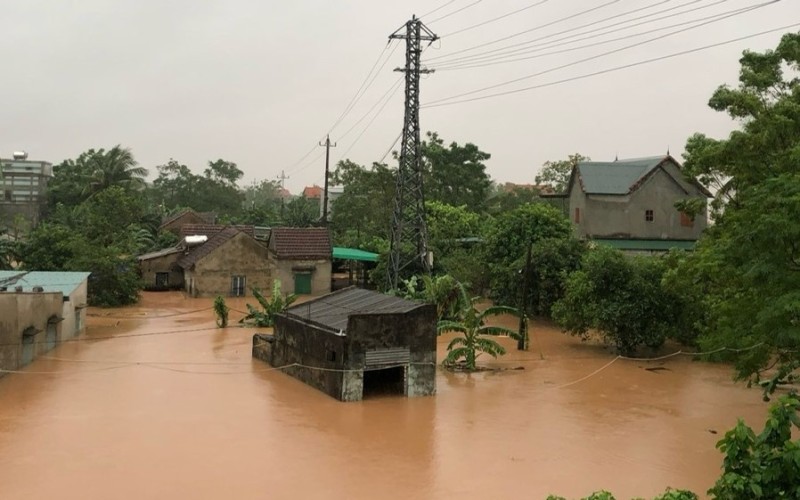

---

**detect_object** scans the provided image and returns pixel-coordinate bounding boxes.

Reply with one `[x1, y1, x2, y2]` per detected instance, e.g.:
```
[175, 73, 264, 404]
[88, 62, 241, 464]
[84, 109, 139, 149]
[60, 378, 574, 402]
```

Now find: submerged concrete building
[253, 288, 436, 401]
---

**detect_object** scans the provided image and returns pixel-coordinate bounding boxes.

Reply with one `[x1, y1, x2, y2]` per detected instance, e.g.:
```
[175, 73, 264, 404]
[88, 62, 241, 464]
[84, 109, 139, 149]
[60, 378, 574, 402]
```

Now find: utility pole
[387, 15, 438, 290]
[518, 241, 533, 351]
[276, 170, 289, 220]
[319, 135, 337, 225]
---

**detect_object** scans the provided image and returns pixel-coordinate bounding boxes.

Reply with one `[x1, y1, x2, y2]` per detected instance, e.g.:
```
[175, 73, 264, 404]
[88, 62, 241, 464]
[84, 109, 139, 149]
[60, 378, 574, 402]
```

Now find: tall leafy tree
[534, 153, 589, 193]
[83, 145, 148, 196]
[330, 160, 396, 246]
[670, 32, 800, 382]
[421, 132, 492, 212]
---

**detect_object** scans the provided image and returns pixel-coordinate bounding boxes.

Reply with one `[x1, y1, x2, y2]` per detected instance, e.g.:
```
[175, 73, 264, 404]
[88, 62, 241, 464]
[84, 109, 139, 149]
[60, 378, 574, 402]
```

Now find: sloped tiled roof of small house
[269, 227, 331, 260]
[177, 227, 243, 269]
[179, 224, 255, 240]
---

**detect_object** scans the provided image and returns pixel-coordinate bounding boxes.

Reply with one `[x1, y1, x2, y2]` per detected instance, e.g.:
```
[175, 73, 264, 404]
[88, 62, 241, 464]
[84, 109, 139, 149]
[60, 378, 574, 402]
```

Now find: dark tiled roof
[270, 227, 331, 260]
[161, 210, 218, 228]
[284, 288, 423, 333]
[177, 227, 242, 269]
[179, 224, 255, 240]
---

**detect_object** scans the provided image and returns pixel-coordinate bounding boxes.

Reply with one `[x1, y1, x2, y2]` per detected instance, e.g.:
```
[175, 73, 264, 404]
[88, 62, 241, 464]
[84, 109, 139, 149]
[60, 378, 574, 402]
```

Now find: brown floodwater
[0, 292, 769, 499]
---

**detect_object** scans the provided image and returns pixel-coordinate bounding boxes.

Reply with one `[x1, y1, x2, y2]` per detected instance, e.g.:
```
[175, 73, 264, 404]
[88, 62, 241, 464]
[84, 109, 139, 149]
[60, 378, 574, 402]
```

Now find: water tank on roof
[185, 235, 208, 245]
[12, 151, 28, 160]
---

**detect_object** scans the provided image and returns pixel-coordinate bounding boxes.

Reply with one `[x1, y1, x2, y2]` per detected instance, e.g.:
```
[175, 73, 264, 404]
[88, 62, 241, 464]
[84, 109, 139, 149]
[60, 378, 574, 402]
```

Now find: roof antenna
[666, 145, 670, 156]
[614, 152, 618, 162]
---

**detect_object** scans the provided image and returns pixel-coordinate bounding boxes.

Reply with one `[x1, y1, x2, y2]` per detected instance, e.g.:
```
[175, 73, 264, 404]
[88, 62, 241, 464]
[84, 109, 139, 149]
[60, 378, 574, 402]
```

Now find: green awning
[332, 247, 380, 262]
[592, 239, 696, 251]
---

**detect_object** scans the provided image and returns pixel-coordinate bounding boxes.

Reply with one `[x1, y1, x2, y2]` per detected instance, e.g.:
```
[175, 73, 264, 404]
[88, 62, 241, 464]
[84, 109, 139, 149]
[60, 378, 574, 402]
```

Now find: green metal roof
[577, 156, 667, 194]
[332, 247, 379, 262]
[592, 239, 696, 251]
[0, 271, 91, 296]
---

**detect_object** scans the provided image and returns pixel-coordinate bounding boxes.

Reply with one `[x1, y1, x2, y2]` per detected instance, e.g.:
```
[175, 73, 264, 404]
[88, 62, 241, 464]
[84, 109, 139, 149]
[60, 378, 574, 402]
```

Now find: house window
[4, 190, 11, 201]
[231, 275, 246, 297]
[574, 207, 581, 223]
[645, 210, 654, 222]
[326, 350, 336, 362]
[680, 212, 694, 227]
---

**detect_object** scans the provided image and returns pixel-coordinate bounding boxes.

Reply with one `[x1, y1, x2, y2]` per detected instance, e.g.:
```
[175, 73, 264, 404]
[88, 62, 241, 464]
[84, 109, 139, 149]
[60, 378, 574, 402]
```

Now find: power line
[422, 22, 800, 108]
[379, 131, 403, 164]
[442, 0, 550, 37]
[427, 0, 484, 24]
[420, 0, 459, 19]
[327, 41, 397, 135]
[423, 0, 624, 62]
[435, 2, 762, 71]
[424, 1, 780, 106]
[337, 79, 405, 161]
[428, 0, 716, 65]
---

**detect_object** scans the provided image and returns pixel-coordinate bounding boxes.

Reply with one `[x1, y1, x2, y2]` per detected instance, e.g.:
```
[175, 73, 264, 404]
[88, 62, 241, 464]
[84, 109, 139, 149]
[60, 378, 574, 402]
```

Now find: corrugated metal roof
[593, 239, 696, 251]
[0, 271, 90, 296]
[577, 156, 666, 194]
[332, 247, 379, 262]
[284, 288, 423, 333]
[137, 247, 182, 261]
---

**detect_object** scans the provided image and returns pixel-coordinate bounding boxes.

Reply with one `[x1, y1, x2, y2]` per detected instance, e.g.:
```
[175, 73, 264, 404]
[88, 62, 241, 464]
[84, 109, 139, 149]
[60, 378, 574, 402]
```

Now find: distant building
[302, 185, 322, 199]
[159, 209, 217, 236]
[545, 155, 711, 253]
[253, 287, 437, 401]
[0, 271, 90, 375]
[0, 152, 52, 231]
[320, 185, 344, 221]
[268, 227, 332, 295]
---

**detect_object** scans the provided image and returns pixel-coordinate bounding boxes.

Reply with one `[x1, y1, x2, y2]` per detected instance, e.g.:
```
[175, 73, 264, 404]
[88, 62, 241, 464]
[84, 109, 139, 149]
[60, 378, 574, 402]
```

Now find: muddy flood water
[0, 292, 769, 499]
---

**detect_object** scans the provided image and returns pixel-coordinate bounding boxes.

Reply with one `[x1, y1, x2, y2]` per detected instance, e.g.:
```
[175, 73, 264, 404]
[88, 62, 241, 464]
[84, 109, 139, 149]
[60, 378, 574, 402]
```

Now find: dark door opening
[362, 366, 405, 398]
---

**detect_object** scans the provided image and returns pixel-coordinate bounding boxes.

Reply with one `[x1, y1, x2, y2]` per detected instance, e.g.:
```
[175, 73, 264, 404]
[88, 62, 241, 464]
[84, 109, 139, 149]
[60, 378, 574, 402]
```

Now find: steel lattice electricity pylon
[387, 16, 438, 290]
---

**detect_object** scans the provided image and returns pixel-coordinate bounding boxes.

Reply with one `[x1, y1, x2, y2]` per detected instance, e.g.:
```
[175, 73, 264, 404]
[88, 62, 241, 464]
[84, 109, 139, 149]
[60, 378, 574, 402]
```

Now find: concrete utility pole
[387, 15, 438, 290]
[319, 135, 337, 224]
[276, 170, 289, 220]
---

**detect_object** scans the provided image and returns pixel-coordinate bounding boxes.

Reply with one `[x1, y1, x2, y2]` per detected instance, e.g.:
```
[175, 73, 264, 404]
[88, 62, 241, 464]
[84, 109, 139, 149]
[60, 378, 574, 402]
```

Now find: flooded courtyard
[0, 292, 768, 499]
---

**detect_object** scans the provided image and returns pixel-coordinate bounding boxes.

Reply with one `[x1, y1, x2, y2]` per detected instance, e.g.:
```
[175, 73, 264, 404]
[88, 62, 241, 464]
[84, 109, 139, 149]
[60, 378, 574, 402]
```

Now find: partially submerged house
[0, 271, 90, 375]
[546, 155, 711, 253]
[268, 227, 332, 295]
[178, 227, 272, 297]
[253, 287, 436, 401]
[137, 247, 185, 290]
[0, 271, 90, 340]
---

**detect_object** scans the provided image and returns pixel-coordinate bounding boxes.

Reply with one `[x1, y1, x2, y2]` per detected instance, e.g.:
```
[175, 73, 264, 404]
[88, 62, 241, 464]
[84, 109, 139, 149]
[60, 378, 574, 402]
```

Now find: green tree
[330, 160, 396, 243]
[283, 196, 318, 227]
[241, 280, 297, 327]
[535, 153, 589, 193]
[213, 296, 230, 328]
[553, 246, 683, 355]
[483, 202, 573, 305]
[421, 132, 492, 212]
[438, 283, 519, 370]
[672, 32, 800, 382]
[83, 145, 148, 196]
[425, 200, 484, 256]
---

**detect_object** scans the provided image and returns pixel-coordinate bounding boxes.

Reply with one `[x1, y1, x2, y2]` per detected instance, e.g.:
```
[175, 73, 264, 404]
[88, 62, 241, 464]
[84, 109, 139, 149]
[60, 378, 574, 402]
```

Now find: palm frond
[478, 325, 519, 338]
[437, 320, 468, 335]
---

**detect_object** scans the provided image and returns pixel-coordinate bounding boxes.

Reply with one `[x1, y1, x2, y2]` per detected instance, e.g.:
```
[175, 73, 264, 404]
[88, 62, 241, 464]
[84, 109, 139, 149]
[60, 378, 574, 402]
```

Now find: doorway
[362, 366, 406, 398]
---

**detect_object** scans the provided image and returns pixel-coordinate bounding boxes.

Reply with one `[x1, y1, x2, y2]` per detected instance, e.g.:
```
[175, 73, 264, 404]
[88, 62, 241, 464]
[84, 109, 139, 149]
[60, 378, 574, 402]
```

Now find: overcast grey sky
[1, 0, 797, 193]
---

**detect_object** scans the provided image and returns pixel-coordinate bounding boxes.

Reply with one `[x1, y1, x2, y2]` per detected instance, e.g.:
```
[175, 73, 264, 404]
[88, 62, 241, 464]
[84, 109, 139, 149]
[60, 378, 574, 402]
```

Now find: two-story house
[546, 155, 711, 253]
